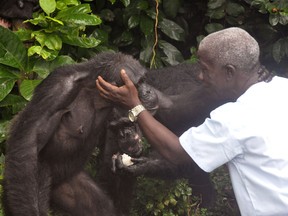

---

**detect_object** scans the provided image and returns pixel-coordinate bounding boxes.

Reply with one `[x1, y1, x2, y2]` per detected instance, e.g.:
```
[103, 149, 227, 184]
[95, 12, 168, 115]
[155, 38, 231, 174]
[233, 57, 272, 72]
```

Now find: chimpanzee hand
[111, 154, 150, 175]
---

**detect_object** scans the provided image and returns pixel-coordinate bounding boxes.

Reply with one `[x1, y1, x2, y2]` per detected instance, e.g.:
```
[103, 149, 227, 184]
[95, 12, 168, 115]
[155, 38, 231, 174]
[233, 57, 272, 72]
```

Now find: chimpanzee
[0, 0, 39, 29]
[3, 52, 170, 216]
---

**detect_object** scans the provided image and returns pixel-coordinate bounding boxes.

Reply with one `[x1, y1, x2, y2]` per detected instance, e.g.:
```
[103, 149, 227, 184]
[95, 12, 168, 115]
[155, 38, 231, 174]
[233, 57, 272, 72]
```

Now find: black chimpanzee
[3, 52, 170, 216]
[0, 0, 39, 29]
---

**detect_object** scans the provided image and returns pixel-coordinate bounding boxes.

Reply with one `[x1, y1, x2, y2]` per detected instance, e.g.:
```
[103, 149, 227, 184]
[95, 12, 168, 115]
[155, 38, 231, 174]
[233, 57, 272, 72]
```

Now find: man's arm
[96, 70, 192, 165]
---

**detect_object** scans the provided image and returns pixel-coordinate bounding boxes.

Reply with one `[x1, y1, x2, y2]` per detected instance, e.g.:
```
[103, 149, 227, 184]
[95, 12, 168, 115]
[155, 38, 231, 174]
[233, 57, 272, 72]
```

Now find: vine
[150, 0, 159, 69]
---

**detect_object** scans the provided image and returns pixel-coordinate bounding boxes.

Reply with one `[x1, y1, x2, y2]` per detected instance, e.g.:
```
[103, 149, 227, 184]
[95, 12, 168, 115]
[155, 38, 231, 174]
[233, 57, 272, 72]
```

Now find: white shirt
[180, 76, 288, 215]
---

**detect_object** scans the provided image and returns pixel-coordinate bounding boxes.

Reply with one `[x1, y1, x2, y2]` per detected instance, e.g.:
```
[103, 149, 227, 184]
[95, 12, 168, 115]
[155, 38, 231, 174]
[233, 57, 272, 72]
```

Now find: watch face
[128, 111, 136, 122]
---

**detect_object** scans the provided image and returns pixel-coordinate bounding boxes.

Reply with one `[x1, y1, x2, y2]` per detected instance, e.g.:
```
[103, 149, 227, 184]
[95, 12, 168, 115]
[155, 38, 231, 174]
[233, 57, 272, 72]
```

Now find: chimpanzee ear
[225, 64, 236, 80]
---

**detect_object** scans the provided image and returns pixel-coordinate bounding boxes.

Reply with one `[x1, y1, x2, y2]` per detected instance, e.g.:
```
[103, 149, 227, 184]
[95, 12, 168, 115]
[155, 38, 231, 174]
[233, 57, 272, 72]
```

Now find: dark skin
[96, 48, 260, 166]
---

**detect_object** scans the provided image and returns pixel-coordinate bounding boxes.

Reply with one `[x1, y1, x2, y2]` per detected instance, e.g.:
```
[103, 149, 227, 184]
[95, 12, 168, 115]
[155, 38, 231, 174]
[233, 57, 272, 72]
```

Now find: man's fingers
[120, 69, 134, 86]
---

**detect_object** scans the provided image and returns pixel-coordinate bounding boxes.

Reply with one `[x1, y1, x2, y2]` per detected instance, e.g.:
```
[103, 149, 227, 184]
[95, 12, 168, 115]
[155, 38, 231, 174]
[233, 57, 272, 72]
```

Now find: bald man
[96, 27, 288, 215]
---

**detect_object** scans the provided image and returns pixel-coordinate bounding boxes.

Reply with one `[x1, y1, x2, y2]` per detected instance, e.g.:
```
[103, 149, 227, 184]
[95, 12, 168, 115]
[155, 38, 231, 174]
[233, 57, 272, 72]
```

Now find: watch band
[128, 104, 146, 122]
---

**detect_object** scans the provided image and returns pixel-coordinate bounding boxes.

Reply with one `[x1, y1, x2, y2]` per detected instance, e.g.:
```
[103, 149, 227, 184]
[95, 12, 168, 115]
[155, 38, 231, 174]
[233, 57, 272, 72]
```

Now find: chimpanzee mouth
[0, 17, 11, 28]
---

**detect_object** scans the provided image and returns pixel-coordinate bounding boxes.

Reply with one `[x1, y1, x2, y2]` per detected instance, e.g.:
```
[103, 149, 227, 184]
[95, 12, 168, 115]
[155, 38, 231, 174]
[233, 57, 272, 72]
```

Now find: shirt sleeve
[179, 106, 244, 172]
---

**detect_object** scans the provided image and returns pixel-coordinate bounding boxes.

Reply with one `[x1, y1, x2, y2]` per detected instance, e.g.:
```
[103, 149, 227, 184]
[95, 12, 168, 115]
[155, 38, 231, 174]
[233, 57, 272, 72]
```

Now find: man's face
[197, 49, 229, 101]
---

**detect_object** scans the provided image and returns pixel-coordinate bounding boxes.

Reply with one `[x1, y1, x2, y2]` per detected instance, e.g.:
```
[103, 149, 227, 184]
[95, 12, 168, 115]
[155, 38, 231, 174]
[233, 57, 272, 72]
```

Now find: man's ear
[225, 64, 236, 80]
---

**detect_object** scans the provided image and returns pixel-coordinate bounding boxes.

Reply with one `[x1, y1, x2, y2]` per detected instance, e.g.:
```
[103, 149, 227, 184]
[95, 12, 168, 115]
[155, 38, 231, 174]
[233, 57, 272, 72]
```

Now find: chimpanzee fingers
[131, 157, 148, 163]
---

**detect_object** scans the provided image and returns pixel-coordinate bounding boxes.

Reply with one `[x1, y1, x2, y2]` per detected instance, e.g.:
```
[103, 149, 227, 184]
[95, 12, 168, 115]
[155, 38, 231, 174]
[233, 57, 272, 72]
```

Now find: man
[96, 27, 288, 215]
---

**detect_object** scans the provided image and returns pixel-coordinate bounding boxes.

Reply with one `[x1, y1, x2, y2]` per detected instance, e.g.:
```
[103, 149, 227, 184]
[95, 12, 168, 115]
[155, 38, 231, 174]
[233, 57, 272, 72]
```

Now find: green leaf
[32, 31, 62, 50]
[60, 14, 102, 26]
[205, 23, 224, 34]
[136, 0, 149, 10]
[113, 31, 134, 47]
[56, 4, 92, 19]
[121, 0, 130, 7]
[226, 2, 245, 17]
[207, 0, 225, 9]
[206, 8, 225, 19]
[33, 55, 75, 78]
[128, 15, 140, 29]
[28, 46, 57, 60]
[0, 27, 27, 70]
[0, 94, 27, 113]
[0, 78, 17, 101]
[159, 40, 184, 65]
[40, 0, 57, 14]
[279, 13, 288, 25]
[62, 35, 101, 48]
[140, 15, 154, 36]
[269, 14, 279, 26]
[159, 18, 185, 41]
[163, 0, 181, 18]
[0, 120, 10, 143]
[19, 79, 42, 101]
[15, 28, 33, 41]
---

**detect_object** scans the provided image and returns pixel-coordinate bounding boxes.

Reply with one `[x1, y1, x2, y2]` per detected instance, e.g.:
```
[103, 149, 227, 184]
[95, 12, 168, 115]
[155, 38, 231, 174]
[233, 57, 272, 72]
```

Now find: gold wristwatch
[128, 104, 146, 122]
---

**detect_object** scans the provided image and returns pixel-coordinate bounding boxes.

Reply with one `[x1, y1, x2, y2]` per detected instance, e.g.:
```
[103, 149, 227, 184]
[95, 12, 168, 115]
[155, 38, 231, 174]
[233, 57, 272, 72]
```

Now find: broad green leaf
[0, 27, 27, 70]
[59, 14, 102, 26]
[121, 0, 130, 7]
[163, 0, 181, 18]
[62, 35, 101, 48]
[206, 8, 225, 19]
[0, 78, 17, 101]
[159, 40, 184, 65]
[159, 18, 185, 41]
[33, 55, 75, 78]
[33, 31, 62, 50]
[28, 46, 58, 60]
[113, 31, 134, 47]
[226, 2, 245, 17]
[128, 15, 140, 29]
[19, 79, 42, 101]
[109, 0, 116, 4]
[56, 0, 80, 10]
[136, 0, 149, 10]
[269, 14, 279, 26]
[0, 120, 10, 143]
[207, 0, 225, 9]
[140, 15, 154, 36]
[205, 23, 223, 34]
[0, 65, 20, 79]
[56, 4, 92, 19]
[279, 13, 288, 25]
[0, 94, 27, 113]
[15, 28, 33, 41]
[40, 0, 57, 14]
[24, 13, 47, 26]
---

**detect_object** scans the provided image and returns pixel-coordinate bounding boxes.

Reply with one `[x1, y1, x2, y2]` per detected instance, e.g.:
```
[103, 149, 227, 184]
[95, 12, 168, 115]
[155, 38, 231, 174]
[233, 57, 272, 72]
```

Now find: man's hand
[96, 69, 142, 109]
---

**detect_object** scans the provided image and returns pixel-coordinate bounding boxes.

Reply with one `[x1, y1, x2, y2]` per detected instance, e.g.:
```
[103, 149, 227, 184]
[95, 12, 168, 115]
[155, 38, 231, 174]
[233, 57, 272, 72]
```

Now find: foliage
[130, 177, 207, 216]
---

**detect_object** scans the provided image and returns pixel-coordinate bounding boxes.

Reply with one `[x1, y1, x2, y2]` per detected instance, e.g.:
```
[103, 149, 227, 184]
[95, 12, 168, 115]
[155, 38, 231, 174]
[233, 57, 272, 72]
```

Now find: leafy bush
[130, 177, 208, 216]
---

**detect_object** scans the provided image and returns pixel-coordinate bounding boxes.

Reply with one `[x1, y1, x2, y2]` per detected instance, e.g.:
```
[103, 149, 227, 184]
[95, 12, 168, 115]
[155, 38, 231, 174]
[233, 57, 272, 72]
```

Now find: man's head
[197, 27, 261, 102]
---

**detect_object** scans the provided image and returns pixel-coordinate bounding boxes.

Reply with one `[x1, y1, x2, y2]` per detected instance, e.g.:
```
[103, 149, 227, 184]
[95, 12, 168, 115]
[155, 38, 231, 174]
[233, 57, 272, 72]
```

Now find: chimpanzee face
[108, 109, 143, 157]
